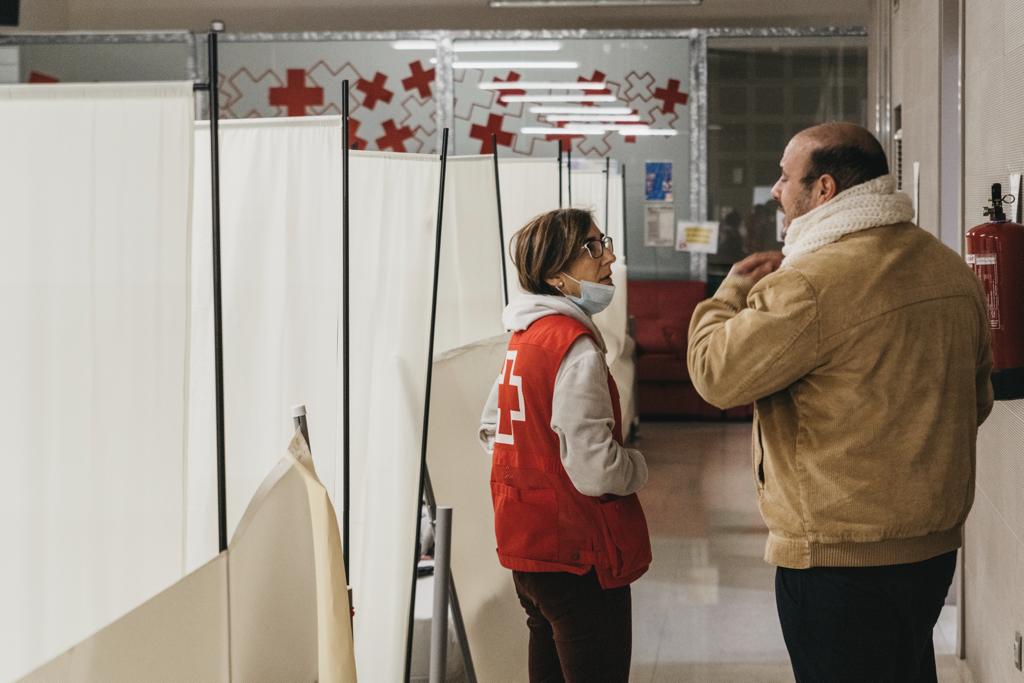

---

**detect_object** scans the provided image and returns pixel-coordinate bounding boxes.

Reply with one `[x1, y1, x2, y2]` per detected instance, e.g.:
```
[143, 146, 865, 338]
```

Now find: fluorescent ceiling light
[491, 0, 700, 5]
[617, 128, 679, 136]
[546, 114, 642, 123]
[521, 125, 610, 136]
[530, 106, 633, 114]
[391, 40, 437, 51]
[454, 40, 563, 52]
[479, 81, 607, 91]
[454, 61, 579, 70]
[503, 94, 618, 103]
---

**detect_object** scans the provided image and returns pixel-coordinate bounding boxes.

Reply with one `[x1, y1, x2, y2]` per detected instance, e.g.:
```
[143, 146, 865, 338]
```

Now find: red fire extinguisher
[966, 183, 1024, 400]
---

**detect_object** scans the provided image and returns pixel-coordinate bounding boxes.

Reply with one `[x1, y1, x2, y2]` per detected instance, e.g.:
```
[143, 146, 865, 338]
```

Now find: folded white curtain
[348, 150, 442, 683]
[188, 116, 345, 571]
[498, 157, 560, 300]
[436, 156, 505, 353]
[0, 82, 194, 682]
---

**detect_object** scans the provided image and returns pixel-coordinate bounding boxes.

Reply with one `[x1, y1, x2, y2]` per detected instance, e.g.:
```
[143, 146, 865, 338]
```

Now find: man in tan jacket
[687, 123, 993, 682]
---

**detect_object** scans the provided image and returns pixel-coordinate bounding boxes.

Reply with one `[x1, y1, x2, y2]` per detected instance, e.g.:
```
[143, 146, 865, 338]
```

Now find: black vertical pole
[341, 79, 352, 580]
[557, 141, 564, 208]
[604, 157, 611, 231]
[404, 128, 450, 683]
[621, 164, 629, 263]
[492, 133, 509, 307]
[208, 30, 228, 554]
[567, 146, 573, 207]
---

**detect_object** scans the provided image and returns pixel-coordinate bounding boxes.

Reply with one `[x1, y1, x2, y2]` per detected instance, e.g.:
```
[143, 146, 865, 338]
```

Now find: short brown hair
[511, 208, 594, 296]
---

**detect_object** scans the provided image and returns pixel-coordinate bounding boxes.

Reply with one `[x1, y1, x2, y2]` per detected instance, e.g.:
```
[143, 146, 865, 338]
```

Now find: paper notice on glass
[675, 221, 720, 254]
[753, 186, 773, 206]
[644, 203, 676, 247]
[644, 161, 673, 201]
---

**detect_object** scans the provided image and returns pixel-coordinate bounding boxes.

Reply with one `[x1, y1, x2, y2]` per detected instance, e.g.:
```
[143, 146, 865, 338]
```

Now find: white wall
[962, 0, 1024, 680]
[889, 2, 1024, 680]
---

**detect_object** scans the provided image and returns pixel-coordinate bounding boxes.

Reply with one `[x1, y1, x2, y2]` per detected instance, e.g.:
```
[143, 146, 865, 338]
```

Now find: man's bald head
[792, 122, 889, 195]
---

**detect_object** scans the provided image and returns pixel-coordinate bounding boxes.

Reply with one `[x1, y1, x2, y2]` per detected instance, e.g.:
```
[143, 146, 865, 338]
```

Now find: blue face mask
[560, 272, 615, 316]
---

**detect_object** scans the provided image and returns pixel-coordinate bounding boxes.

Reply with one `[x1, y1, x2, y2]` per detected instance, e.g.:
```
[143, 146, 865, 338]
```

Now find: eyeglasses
[582, 235, 614, 259]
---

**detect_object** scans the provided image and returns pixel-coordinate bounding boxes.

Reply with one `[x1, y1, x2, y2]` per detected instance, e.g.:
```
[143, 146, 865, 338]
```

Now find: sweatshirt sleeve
[550, 336, 648, 497]
[687, 268, 820, 408]
[478, 373, 500, 455]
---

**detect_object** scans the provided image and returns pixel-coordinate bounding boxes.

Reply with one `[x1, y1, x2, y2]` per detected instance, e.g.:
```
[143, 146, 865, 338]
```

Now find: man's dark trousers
[775, 550, 957, 683]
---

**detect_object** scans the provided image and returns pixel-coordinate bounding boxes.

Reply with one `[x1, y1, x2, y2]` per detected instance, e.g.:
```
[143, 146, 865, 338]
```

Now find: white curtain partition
[0, 82, 194, 682]
[348, 150, 441, 683]
[569, 166, 626, 261]
[189, 116, 345, 570]
[497, 157, 560, 300]
[436, 156, 505, 353]
[427, 335, 529, 683]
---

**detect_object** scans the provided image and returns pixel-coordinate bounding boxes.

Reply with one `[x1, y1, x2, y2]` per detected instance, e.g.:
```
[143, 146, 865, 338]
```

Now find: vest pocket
[596, 494, 652, 578]
[491, 482, 559, 561]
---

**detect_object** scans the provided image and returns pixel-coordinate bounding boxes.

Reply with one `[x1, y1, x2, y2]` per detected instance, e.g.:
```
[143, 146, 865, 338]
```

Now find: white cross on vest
[496, 350, 526, 445]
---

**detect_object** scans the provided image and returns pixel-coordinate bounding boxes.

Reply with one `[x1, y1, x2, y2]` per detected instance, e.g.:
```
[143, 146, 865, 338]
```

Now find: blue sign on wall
[645, 161, 673, 201]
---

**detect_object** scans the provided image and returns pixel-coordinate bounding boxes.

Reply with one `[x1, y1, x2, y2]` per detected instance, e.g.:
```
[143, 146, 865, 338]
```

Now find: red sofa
[628, 279, 753, 420]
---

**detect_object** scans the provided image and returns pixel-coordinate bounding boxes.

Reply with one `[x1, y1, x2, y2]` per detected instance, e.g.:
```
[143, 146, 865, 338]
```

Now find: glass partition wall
[706, 36, 869, 287]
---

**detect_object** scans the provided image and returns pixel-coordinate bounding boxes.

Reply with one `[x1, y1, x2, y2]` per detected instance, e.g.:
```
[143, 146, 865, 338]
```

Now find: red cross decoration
[348, 117, 368, 150]
[469, 114, 514, 154]
[491, 71, 525, 105]
[402, 60, 435, 99]
[495, 351, 525, 445]
[28, 71, 59, 83]
[356, 72, 394, 110]
[653, 78, 689, 114]
[268, 69, 324, 116]
[578, 70, 611, 105]
[376, 119, 415, 152]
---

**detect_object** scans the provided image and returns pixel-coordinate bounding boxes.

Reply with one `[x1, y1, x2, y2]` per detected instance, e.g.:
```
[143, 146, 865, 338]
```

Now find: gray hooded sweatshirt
[478, 294, 648, 497]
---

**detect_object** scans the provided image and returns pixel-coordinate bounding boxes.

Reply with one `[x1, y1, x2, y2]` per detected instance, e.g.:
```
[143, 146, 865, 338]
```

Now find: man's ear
[818, 174, 838, 202]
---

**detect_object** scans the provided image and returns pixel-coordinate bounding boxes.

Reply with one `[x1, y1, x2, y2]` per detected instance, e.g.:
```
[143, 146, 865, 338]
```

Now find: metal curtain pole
[621, 164, 629, 263]
[567, 146, 573, 207]
[191, 27, 228, 553]
[404, 128, 450, 683]
[292, 404, 310, 448]
[557, 142, 563, 208]
[424, 471, 478, 683]
[604, 157, 611, 232]
[429, 507, 453, 683]
[341, 78, 352, 580]
[491, 133, 509, 307]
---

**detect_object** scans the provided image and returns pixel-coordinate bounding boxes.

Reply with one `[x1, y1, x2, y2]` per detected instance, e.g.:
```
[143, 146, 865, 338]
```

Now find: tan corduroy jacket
[687, 222, 993, 569]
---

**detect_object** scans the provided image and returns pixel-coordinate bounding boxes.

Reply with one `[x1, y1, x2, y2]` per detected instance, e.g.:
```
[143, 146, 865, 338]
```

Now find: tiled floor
[629, 421, 973, 683]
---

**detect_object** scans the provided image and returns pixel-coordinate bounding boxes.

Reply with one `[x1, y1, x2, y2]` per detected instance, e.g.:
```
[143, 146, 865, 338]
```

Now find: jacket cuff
[712, 274, 754, 311]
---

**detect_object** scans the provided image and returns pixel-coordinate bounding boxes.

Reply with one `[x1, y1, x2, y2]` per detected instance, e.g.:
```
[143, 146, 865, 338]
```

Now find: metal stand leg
[429, 507, 453, 683]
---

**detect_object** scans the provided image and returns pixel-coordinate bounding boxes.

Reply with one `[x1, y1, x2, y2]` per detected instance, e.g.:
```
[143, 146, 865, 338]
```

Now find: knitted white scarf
[781, 174, 914, 265]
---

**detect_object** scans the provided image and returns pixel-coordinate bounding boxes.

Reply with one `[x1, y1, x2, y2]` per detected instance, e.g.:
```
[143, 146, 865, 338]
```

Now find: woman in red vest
[479, 208, 652, 683]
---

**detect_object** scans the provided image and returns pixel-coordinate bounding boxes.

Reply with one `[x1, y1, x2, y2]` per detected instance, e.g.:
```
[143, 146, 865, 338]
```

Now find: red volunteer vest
[490, 314, 651, 589]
